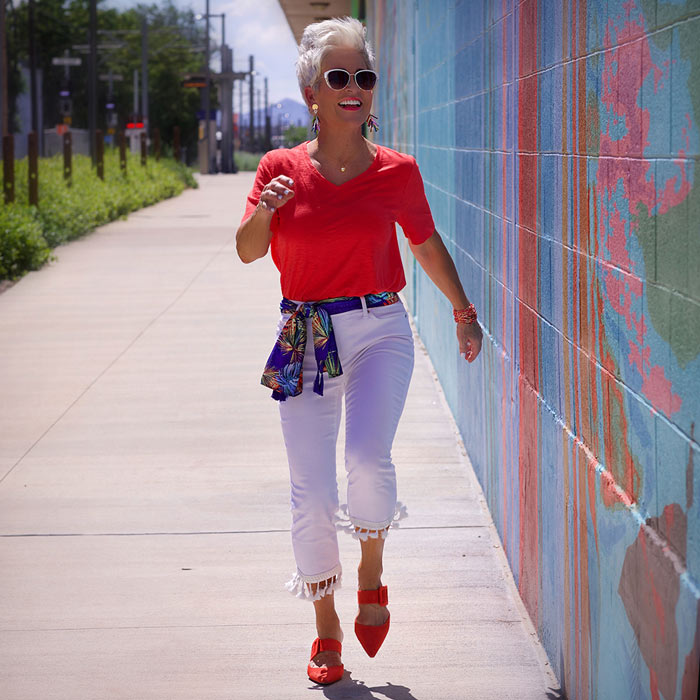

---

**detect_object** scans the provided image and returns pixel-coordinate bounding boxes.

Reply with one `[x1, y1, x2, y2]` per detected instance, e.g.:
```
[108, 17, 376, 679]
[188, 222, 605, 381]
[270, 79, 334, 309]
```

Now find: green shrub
[0, 150, 197, 280]
[234, 151, 264, 171]
[283, 126, 308, 147]
[0, 204, 51, 280]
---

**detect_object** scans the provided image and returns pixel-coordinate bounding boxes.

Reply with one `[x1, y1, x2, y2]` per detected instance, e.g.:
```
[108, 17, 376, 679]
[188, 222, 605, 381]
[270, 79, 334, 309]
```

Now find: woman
[236, 16, 482, 685]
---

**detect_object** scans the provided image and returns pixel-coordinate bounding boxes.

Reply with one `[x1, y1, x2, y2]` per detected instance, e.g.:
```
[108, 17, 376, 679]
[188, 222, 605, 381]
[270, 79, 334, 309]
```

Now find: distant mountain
[237, 97, 309, 129]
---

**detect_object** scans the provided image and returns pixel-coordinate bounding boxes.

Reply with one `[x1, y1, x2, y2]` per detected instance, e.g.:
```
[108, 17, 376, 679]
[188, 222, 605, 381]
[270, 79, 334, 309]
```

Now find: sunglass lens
[356, 71, 377, 90]
[327, 70, 349, 90]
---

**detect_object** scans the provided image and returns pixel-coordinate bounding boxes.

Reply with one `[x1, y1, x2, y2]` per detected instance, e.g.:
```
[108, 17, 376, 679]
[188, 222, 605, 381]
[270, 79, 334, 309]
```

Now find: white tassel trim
[334, 501, 408, 541]
[284, 565, 343, 602]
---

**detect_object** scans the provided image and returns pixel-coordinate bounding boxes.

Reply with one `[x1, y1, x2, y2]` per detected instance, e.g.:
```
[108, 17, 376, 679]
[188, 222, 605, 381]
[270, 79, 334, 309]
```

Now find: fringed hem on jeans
[334, 501, 408, 541]
[284, 564, 343, 602]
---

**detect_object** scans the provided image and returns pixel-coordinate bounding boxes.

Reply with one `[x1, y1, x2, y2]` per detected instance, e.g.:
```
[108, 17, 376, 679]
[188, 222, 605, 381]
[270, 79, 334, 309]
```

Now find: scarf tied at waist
[261, 292, 400, 401]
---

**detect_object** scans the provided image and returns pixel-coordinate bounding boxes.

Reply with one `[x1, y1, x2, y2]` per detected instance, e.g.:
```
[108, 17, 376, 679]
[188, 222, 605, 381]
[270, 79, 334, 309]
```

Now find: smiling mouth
[338, 99, 362, 110]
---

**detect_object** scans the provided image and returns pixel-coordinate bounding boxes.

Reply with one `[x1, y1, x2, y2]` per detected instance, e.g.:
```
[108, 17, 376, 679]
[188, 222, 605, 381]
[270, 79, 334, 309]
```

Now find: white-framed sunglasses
[322, 68, 378, 91]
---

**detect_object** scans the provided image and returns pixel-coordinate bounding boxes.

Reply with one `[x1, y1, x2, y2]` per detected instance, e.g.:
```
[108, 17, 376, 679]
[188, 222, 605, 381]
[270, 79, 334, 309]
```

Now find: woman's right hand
[258, 175, 295, 212]
[237, 174, 294, 263]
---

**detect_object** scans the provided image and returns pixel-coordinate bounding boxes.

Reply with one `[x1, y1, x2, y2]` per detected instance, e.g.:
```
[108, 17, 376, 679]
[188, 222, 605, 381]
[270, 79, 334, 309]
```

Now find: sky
[105, 0, 304, 105]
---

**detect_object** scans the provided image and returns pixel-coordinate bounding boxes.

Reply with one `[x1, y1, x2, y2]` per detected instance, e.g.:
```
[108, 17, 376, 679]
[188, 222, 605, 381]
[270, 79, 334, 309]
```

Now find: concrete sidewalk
[0, 172, 560, 700]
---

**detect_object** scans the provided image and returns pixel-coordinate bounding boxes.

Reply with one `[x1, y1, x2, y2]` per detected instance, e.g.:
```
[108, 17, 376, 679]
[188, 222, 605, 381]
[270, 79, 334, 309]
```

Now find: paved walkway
[0, 172, 560, 699]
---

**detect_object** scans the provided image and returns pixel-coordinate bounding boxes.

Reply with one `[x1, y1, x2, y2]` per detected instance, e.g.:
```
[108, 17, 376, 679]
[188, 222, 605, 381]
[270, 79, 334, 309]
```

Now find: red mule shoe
[307, 637, 344, 685]
[354, 585, 390, 658]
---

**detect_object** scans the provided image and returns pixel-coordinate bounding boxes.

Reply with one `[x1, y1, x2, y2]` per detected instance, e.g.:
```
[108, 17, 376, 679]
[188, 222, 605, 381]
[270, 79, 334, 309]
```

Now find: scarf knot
[261, 293, 400, 401]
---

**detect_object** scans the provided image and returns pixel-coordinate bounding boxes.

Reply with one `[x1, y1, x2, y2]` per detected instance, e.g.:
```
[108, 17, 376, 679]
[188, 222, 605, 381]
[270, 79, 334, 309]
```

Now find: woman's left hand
[457, 321, 483, 363]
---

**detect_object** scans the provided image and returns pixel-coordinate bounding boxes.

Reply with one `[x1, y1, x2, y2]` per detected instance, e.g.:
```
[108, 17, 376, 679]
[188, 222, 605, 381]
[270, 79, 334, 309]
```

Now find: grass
[234, 151, 264, 171]
[0, 150, 197, 282]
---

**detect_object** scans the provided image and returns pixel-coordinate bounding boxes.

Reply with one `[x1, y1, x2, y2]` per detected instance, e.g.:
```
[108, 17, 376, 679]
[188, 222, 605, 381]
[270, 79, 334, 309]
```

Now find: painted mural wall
[366, 1, 700, 698]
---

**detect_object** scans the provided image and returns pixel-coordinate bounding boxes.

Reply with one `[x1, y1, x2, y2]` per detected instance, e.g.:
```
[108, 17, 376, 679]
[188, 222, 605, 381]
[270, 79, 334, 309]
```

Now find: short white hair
[296, 16, 376, 102]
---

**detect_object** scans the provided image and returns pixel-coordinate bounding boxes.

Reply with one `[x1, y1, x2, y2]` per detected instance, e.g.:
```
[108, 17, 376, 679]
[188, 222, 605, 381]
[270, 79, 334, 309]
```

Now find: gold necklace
[315, 146, 359, 173]
[339, 156, 357, 173]
[340, 144, 375, 173]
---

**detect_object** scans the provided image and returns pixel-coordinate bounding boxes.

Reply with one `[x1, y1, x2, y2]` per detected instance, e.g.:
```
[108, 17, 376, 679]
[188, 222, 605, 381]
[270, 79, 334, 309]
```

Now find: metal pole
[133, 68, 139, 120]
[204, 0, 210, 173]
[28, 131, 38, 205]
[119, 130, 126, 174]
[63, 131, 72, 186]
[141, 16, 148, 137]
[238, 75, 243, 151]
[248, 55, 254, 151]
[264, 77, 271, 151]
[88, 0, 97, 164]
[230, 47, 237, 172]
[3, 134, 14, 203]
[0, 0, 7, 137]
[28, 0, 38, 133]
[221, 44, 232, 173]
[96, 128, 104, 179]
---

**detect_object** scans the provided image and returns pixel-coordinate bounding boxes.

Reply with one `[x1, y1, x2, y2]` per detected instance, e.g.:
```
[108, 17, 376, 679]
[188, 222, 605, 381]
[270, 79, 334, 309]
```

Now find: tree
[107, 1, 217, 160]
[283, 125, 308, 148]
[7, 0, 215, 161]
[10, 0, 117, 132]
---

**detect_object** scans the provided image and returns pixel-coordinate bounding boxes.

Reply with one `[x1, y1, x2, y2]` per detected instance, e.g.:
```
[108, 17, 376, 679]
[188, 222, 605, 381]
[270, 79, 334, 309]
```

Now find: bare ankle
[313, 595, 342, 641]
[357, 566, 383, 591]
[316, 616, 342, 642]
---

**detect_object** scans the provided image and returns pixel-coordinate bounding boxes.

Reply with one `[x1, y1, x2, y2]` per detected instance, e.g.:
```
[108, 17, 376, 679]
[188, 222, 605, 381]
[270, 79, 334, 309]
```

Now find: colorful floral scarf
[261, 292, 399, 401]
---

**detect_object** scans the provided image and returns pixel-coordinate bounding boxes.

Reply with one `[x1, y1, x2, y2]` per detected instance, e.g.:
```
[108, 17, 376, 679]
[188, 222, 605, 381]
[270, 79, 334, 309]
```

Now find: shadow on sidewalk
[313, 673, 418, 699]
[312, 672, 566, 699]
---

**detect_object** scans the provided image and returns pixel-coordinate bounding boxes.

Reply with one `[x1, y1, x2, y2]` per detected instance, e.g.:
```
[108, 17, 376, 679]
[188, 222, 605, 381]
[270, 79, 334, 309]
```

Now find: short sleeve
[396, 158, 435, 245]
[240, 153, 281, 231]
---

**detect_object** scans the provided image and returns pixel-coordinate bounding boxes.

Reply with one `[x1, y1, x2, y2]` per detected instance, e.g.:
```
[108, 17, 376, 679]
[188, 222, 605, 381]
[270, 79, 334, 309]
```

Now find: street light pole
[28, 0, 38, 134]
[133, 68, 138, 122]
[196, 10, 228, 173]
[238, 77, 243, 151]
[88, 0, 97, 164]
[0, 0, 6, 137]
[220, 12, 228, 171]
[204, 0, 210, 174]
[220, 44, 233, 173]
[264, 77, 271, 151]
[141, 17, 148, 138]
[248, 55, 254, 151]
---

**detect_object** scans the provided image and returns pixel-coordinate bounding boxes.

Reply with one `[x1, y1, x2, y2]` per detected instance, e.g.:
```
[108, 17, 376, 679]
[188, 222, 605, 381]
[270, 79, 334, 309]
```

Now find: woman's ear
[303, 85, 316, 108]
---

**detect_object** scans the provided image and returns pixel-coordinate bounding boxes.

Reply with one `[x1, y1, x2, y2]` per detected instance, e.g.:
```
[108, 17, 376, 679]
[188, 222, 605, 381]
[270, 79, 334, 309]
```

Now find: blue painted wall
[367, 1, 700, 698]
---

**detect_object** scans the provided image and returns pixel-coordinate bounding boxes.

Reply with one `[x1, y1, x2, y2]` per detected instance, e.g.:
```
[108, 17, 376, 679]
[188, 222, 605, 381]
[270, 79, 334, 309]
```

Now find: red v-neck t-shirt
[240, 141, 435, 301]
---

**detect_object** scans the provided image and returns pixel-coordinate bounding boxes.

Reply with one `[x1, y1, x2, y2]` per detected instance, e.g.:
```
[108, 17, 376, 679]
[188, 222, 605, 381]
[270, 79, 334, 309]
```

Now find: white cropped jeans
[276, 297, 415, 601]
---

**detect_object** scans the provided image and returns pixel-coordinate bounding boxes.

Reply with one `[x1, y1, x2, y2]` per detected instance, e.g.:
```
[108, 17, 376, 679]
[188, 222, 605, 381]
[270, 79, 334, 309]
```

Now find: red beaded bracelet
[453, 303, 477, 324]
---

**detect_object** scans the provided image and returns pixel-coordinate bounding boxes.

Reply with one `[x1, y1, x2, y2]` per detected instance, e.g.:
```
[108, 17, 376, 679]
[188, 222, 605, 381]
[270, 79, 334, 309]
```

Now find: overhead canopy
[278, 0, 353, 44]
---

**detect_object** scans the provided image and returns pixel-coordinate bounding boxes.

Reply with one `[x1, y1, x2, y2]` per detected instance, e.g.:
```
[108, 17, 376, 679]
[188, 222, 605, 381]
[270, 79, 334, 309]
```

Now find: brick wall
[367, 1, 700, 697]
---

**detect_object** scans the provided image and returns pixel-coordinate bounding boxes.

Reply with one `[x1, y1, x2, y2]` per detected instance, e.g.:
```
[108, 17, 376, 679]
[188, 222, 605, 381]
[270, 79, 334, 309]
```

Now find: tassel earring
[311, 104, 320, 134]
[366, 113, 379, 132]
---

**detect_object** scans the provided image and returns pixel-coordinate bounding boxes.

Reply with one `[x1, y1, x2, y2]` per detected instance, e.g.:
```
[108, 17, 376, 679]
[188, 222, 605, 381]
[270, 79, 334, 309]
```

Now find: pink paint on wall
[596, 15, 686, 418]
